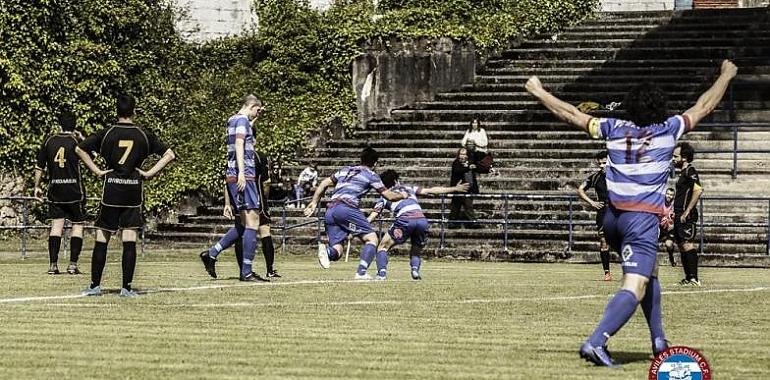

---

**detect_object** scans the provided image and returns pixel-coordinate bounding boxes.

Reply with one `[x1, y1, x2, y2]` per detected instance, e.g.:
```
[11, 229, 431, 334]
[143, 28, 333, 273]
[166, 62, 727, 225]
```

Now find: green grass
[0, 245, 769, 379]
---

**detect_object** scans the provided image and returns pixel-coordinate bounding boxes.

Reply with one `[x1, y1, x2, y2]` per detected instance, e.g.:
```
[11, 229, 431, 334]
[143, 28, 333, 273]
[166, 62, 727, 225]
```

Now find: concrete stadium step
[485, 58, 770, 70]
[549, 30, 770, 41]
[520, 38, 770, 50]
[352, 129, 770, 142]
[434, 91, 700, 102]
[501, 47, 770, 61]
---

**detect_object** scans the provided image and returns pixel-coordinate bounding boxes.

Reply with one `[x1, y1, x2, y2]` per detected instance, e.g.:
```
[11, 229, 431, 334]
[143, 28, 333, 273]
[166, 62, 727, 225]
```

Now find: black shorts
[674, 218, 698, 245]
[95, 205, 144, 232]
[47, 202, 87, 223]
[595, 207, 606, 237]
[259, 208, 272, 226]
[659, 227, 675, 243]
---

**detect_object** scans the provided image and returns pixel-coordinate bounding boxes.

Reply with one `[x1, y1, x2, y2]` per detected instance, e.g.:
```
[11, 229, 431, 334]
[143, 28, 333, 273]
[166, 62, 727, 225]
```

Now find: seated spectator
[268, 159, 292, 201]
[291, 162, 318, 207]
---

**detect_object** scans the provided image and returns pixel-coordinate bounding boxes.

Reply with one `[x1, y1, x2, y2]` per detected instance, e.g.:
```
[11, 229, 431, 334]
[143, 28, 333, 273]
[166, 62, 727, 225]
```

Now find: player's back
[597, 115, 687, 214]
[377, 184, 424, 219]
[330, 165, 384, 208]
[100, 123, 156, 175]
[38, 133, 84, 203]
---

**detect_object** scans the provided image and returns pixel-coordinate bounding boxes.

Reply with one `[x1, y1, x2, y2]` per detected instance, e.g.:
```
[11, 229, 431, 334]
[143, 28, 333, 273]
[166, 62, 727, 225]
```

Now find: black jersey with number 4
[79, 122, 168, 207]
[582, 170, 608, 203]
[674, 165, 701, 218]
[36, 133, 84, 204]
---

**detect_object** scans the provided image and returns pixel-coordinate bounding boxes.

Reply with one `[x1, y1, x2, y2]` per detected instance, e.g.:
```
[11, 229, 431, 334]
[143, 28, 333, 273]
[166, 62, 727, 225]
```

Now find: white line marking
[1, 282, 767, 307]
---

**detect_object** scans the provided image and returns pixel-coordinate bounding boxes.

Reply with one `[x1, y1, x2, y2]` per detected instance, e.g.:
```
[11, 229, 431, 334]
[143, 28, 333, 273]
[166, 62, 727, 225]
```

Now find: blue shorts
[602, 207, 659, 278]
[389, 217, 429, 247]
[325, 204, 374, 246]
[227, 181, 261, 213]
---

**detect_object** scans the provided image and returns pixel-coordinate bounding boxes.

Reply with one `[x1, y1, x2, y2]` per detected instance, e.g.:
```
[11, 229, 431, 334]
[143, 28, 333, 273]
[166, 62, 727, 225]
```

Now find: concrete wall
[352, 38, 476, 124]
[175, 0, 333, 41]
[601, 0, 676, 11]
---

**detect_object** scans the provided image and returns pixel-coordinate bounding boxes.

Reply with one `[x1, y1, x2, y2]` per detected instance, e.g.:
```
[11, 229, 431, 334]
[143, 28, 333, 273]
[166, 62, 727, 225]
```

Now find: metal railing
[1, 196, 146, 259]
[695, 122, 770, 179]
[306, 193, 770, 256]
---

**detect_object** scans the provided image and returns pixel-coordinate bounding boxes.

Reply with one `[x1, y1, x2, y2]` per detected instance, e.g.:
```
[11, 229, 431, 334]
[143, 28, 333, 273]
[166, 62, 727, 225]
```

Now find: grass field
[1, 243, 769, 379]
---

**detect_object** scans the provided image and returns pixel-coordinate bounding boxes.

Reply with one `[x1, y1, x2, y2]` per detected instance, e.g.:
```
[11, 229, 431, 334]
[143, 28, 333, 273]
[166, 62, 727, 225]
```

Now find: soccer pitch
[1, 248, 769, 379]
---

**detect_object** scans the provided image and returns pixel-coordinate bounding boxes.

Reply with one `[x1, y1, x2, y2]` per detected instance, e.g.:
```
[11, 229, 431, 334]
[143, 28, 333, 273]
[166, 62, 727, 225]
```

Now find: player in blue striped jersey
[365, 170, 468, 280]
[303, 148, 408, 279]
[527, 60, 737, 367]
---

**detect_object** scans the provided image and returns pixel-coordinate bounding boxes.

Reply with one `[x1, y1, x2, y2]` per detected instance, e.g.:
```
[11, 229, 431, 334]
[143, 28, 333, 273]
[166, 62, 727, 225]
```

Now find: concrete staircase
[151, 8, 770, 266]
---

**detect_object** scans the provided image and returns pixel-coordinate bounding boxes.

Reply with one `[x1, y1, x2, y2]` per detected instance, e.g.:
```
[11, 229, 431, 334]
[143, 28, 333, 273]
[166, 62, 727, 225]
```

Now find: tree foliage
[0, 0, 597, 211]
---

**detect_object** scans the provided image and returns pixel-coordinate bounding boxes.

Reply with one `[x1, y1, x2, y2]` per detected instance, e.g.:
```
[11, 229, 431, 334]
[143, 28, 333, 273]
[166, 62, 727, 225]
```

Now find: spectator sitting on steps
[462, 116, 498, 176]
[290, 162, 318, 208]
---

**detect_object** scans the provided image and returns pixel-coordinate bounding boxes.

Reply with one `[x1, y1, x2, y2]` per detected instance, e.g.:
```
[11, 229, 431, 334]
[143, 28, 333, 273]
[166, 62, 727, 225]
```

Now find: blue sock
[588, 289, 639, 347]
[376, 250, 389, 277]
[357, 244, 376, 275]
[209, 227, 241, 259]
[641, 277, 665, 343]
[410, 255, 421, 272]
[241, 228, 258, 277]
[327, 246, 340, 261]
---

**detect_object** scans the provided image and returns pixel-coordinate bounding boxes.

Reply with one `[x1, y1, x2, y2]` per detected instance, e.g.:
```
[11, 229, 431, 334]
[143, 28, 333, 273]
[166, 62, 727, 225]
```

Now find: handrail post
[439, 195, 446, 250]
[281, 200, 287, 255]
[767, 200, 770, 256]
[503, 194, 509, 252]
[732, 122, 738, 179]
[567, 196, 573, 254]
[20, 198, 29, 259]
[699, 197, 705, 254]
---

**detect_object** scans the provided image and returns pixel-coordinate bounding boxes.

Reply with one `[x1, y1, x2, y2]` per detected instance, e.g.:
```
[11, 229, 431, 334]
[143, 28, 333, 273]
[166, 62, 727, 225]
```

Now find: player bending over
[365, 170, 468, 280]
[303, 147, 407, 280]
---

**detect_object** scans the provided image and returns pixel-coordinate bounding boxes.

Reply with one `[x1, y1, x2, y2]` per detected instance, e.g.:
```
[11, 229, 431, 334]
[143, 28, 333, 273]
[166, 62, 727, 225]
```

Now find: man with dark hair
[672, 142, 703, 286]
[365, 170, 468, 280]
[526, 59, 737, 367]
[76, 94, 176, 297]
[33, 111, 87, 275]
[200, 151, 278, 280]
[199, 94, 266, 283]
[577, 150, 612, 281]
[303, 147, 408, 279]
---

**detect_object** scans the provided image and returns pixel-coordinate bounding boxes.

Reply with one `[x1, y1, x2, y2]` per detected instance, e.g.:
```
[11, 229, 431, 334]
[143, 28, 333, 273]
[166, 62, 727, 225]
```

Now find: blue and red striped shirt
[588, 115, 691, 214]
[329, 165, 386, 208]
[225, 114, 256, 182]
[374, 184, 425, 219]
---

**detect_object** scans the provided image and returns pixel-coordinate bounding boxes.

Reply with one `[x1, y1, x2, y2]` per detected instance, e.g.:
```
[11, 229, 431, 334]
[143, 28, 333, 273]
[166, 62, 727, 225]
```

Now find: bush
[1, 0, 597, 212]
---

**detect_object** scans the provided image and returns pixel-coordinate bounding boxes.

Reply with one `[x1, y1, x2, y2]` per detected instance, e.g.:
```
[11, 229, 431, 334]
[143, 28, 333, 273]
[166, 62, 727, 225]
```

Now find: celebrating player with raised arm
[303, 147, 407, 280]
[365, 170, 468, 280]
[527, 59, 737, 367]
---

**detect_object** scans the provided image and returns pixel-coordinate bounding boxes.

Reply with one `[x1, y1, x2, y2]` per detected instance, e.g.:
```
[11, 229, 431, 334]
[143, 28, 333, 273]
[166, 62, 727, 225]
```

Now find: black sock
[684, 249, 697, 280]
[599, 249, 610, 273]
[235, 238, 243, 274]
[48, 236, 62, 264]
[70, 237, 83, 263]
[680, 251, 690, 279]
[90, 242, 108, 288]
[666, 245, 676, 265]
[689, 249, 699, 281]
[262, 236, 275, 273]
[122, 242, 137, 291]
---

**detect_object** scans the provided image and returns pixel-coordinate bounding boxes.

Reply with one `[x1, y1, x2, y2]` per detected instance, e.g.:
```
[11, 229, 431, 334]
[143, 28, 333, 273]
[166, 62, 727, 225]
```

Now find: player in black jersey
[200, 151, 280, 279]
[33, 111, 87, 275]
[673, 142, 703, 286]
[577, 151, 612, 281]
[75, 95, 176, 297]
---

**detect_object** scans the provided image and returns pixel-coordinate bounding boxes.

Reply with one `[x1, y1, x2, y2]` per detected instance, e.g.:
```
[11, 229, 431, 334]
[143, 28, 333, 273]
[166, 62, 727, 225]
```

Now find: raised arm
[526, 76, 593, 132]
[303, 177, 334, 217]
[683, 60, 738, 129]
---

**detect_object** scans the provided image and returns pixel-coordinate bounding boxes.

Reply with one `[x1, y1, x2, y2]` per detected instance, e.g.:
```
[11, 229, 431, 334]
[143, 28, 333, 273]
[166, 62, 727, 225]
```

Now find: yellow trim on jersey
[693, 182, 702, 192]
[587, 118, 601, 139]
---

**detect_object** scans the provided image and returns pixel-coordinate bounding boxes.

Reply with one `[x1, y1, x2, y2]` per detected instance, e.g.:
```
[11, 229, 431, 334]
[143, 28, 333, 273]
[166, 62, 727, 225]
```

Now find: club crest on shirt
[649, 346, 711, 380]
[621, 245, 634, 261]
[392, 228, 403, 240]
